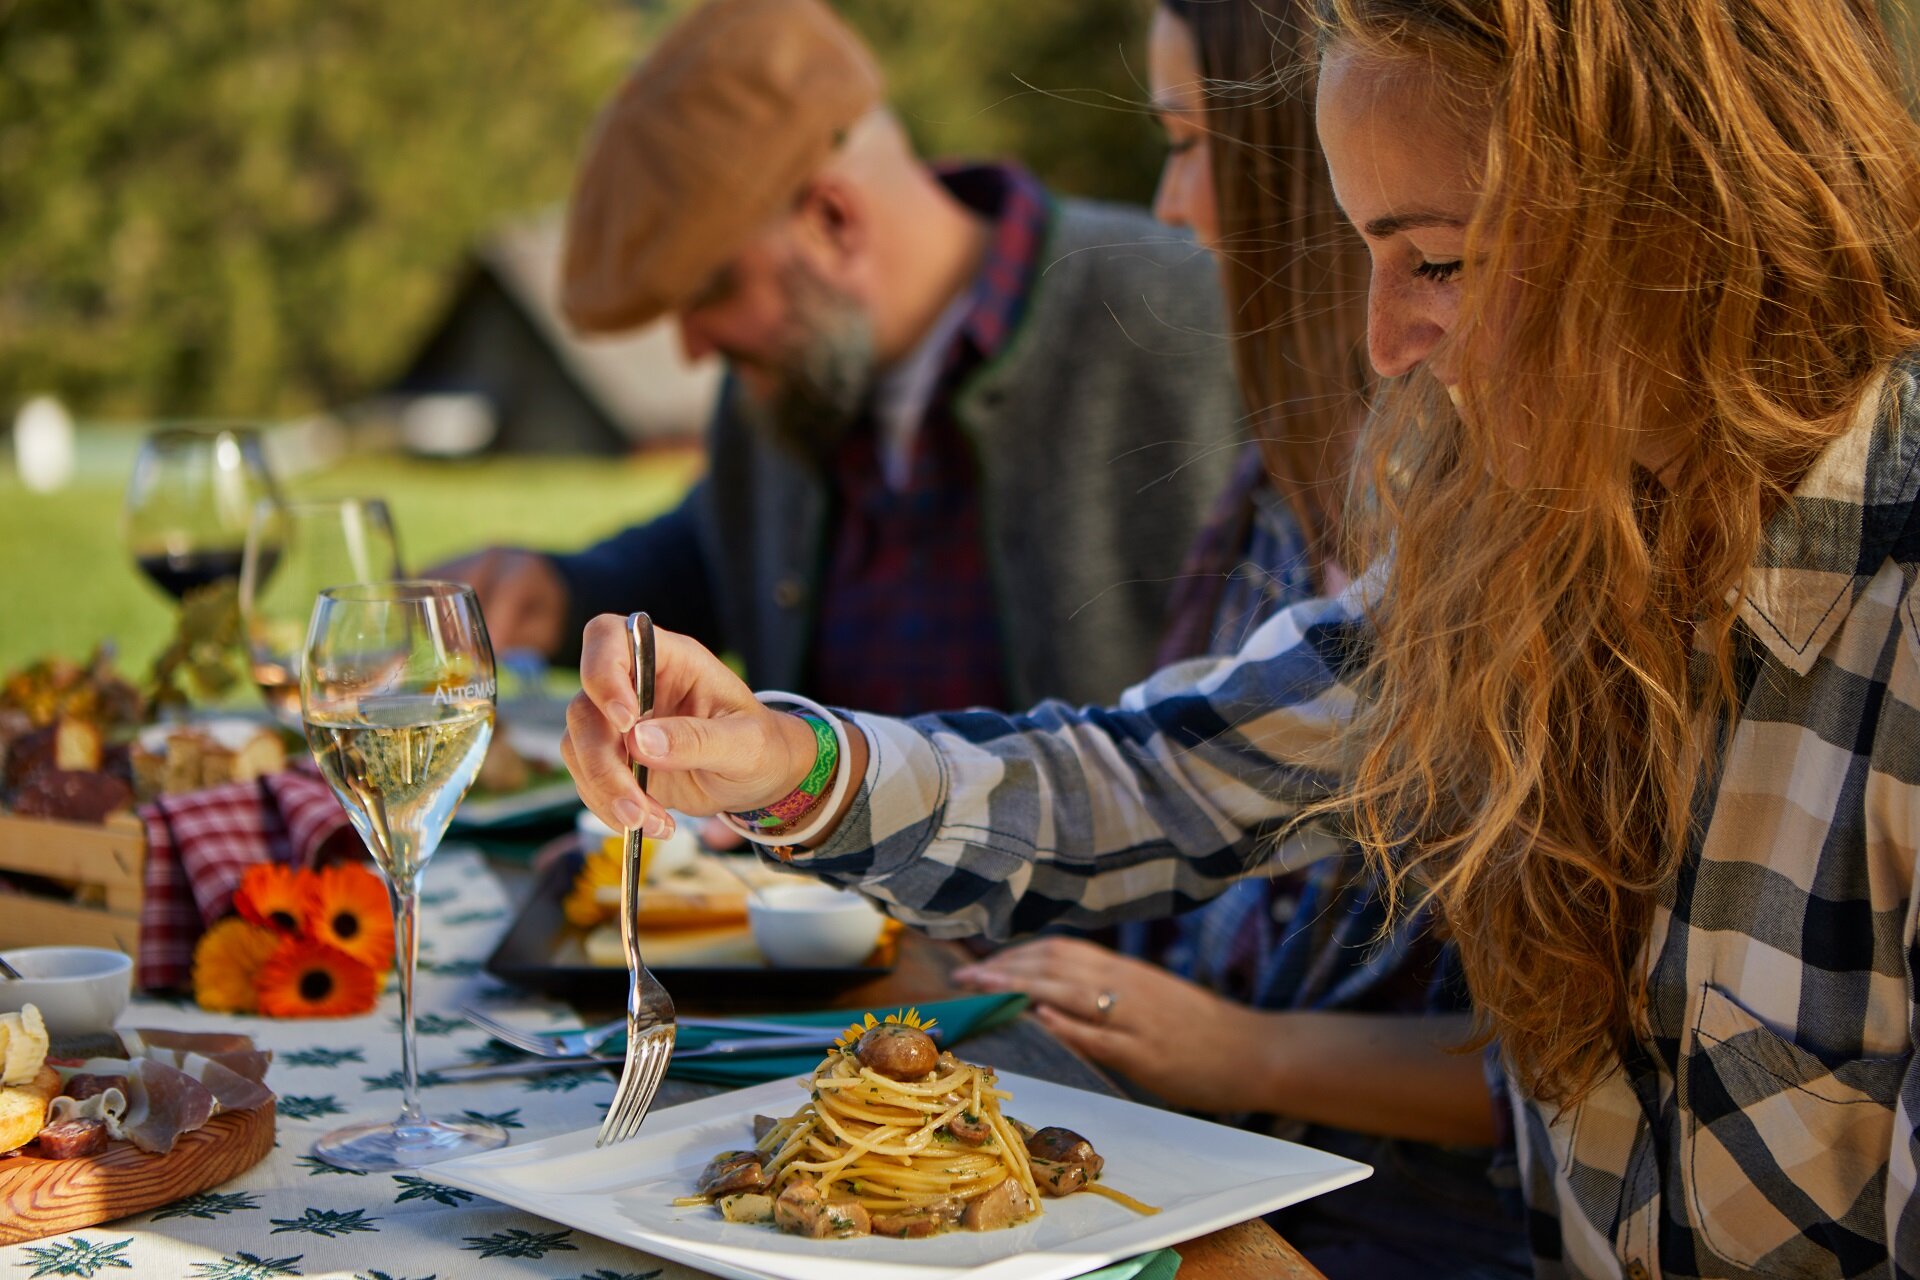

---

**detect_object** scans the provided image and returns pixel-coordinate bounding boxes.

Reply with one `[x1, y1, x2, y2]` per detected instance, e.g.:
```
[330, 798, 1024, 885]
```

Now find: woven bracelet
[727, 712, 839, 831]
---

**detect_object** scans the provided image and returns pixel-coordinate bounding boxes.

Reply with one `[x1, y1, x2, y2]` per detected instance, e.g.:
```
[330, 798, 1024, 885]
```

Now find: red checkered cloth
[136, 768, 351, 991]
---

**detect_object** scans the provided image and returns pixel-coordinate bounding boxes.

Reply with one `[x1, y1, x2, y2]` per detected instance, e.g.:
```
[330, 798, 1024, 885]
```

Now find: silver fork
[458, 1007, 816, 1059]
[598, 612, 676, 1147]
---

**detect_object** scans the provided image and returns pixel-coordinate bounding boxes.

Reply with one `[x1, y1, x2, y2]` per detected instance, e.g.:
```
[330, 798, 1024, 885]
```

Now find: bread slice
[0, 1065, 62, 1154]
[232, 730, 285, 783]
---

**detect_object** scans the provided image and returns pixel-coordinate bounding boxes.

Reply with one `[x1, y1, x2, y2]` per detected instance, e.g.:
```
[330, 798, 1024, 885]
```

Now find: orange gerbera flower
[300, 863, 394, 971]
[233, 863, 305, 934]
[255, 936, 378, 1018]
[191, 917, 282, 1014]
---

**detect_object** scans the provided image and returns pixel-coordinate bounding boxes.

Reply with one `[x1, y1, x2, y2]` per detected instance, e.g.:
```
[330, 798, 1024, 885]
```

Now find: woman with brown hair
[952, 4, 1526, 1276]
[563, 0, 1920, 1274]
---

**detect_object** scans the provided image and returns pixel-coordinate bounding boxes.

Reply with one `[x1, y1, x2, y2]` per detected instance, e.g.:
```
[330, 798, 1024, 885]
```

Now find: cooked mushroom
[944, 1108, 993, 1146]
[1030, 1157, 1092, 1196]
[774, 1179, 872, 1238]
[872, 1197, 965, 1238]
[822, 1198, 872, 1238]
[961, 1176, 1035, 1231]
[751, 1114, 779, 1142]
[1024, 1126, 1104, 1197]
[696, 1149, 768, 1198]
[854, 1023, 939, 1081]
[1026, 1126, 1102, 1170]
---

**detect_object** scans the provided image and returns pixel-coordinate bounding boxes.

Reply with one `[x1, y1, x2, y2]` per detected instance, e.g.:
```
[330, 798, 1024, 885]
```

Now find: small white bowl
[748, 885, 885, 969]
[0, 947, 133, 1036]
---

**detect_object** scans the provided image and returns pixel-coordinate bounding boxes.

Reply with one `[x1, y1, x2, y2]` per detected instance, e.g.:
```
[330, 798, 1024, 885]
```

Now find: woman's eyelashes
[1164, 134, 1201, 156]
[1413, 259, 1463, 284]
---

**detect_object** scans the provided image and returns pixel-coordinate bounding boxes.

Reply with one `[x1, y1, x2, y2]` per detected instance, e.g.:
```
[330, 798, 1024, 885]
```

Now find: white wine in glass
[301, 580, 507, 1172]
[240, 498, 402, 730]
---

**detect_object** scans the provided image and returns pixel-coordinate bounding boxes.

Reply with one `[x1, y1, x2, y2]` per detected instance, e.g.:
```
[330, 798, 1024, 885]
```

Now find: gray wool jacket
[551, 195, 1240, 710]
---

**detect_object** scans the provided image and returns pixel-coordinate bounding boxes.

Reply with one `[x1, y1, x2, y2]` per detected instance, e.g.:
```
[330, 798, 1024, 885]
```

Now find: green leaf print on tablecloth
[395, 1013, 466, 1036]
[277, 1095, 348, 1121]
[443, 908, 504, 925]
[18, 1236, 133, 1278]
[188, 1253, 303, 1279]
[462, 1227, 579, 1259]
[561, 1271, 663, 1280]
[361, 1068, 450, 1090]
[355, 1271, 436, 1280]
[292, 1155, 368, 1176]
[460, 1106, 523, 1129]
[392, 1175, 474, 1207]
[268, 1208, 381, 1237]
[461, 1040, 527, 1066]
[520, 1069, 602, 1092]
[280, 1046, 365, 1068]
[151, 1191, 262, 1221]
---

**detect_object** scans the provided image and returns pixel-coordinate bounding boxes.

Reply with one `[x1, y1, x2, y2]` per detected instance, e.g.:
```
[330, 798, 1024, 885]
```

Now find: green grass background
[0, 449, 701, 679]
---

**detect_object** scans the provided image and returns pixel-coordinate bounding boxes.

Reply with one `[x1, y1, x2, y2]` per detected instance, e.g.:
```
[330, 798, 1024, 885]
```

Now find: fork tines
[596, 611, 674, 1149]
[596, 1023, 675, 1146]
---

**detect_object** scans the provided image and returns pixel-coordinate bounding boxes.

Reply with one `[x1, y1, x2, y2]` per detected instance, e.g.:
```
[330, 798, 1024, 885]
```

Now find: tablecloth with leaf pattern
[0, 847, 691, 1280]
[0, 848, 1180, 1280]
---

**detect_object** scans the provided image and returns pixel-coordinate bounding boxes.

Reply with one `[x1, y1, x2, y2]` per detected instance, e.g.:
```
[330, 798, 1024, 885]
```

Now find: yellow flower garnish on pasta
[833, 1006, 938, 1051]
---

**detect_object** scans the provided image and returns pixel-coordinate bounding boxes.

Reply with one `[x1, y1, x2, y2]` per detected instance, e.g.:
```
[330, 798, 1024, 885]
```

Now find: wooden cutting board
[0, 1102, 276, 1244]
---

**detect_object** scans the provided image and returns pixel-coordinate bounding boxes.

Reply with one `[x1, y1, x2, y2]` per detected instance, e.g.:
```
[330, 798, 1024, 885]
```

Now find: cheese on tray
[0, 1006, 49, 1086]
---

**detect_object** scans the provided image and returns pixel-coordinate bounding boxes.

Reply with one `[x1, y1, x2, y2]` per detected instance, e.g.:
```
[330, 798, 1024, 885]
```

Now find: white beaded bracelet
[715, 690, 856, 849]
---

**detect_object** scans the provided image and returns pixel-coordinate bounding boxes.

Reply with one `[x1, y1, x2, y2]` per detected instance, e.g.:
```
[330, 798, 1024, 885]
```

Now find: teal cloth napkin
[1077, 1249, 1181, 1280]
[661, 991, 1029, 1085]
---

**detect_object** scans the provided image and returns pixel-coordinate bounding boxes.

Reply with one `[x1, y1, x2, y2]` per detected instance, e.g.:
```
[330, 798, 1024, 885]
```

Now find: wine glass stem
[388, 877, 427, 1131]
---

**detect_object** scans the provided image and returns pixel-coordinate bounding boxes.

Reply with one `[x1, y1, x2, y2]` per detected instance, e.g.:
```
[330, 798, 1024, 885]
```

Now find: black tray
[484, 849, 892, 1005]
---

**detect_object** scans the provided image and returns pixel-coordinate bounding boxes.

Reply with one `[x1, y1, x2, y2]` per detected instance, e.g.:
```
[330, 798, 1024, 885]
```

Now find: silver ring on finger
[1094, 990, 1117, 1021]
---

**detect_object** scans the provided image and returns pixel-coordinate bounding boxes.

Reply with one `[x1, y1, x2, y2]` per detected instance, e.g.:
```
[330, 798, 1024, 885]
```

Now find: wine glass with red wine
[240, 498, 403, 729]
[125, 427, 282, 602]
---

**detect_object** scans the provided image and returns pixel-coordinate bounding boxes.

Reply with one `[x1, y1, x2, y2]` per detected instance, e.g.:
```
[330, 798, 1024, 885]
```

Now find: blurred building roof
[393, 210, 720, 455]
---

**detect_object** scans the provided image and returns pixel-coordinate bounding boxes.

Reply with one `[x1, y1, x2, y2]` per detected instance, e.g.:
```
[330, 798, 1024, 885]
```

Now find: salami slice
[32, 1117, 108, 1160]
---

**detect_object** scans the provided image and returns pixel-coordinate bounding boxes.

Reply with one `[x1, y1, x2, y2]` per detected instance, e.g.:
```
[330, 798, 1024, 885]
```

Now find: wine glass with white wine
[300, 580, 507, 1171]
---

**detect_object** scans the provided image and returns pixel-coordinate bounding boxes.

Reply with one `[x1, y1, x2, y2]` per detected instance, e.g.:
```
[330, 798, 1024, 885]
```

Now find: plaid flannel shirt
[782, 358, 1920, 1279]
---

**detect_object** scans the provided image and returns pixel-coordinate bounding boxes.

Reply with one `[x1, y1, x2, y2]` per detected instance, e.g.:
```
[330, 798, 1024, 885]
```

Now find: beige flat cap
[561, 0, 885, 334]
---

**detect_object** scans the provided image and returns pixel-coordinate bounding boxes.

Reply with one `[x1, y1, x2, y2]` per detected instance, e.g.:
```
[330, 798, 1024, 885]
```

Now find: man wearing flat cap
[441, 0, 1237, 714]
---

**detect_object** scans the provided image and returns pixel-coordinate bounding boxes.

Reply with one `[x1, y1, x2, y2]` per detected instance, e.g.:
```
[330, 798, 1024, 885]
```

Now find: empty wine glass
[124, 427, 281, 602]
[240, 499, 403, 729]
[301, 580, 507, 1171]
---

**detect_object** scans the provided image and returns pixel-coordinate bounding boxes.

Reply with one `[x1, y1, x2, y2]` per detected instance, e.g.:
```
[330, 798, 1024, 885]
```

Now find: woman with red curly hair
[565, 1, 1920, 1273]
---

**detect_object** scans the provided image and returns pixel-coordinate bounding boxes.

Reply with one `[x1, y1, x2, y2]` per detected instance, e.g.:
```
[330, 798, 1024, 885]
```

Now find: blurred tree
[0, 0, 640, 419]
[0, 0, 1162, 420]
[834, 0, 1162, 203]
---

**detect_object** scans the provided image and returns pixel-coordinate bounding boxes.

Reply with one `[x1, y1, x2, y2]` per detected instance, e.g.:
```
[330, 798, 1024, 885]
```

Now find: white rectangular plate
[430, 1070, 1370, 1280]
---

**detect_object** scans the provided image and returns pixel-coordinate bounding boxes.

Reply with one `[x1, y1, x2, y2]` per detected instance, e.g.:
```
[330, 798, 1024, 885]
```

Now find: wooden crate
[0, 811, 145, 955]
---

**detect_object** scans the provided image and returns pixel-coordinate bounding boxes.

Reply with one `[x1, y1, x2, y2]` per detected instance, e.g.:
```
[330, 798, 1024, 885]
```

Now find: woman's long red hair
[1316, 0, 1920, 1105]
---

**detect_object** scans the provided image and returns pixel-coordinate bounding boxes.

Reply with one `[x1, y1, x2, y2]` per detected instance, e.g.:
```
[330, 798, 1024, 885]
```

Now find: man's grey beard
[751, 263, 878, 464]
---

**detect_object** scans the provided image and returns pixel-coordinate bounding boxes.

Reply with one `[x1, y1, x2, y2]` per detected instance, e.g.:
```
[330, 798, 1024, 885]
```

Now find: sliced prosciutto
[123, 1029, 272, 1083]
[118, 1058, 216, 1154]
[183, 1055, 273, 1113]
